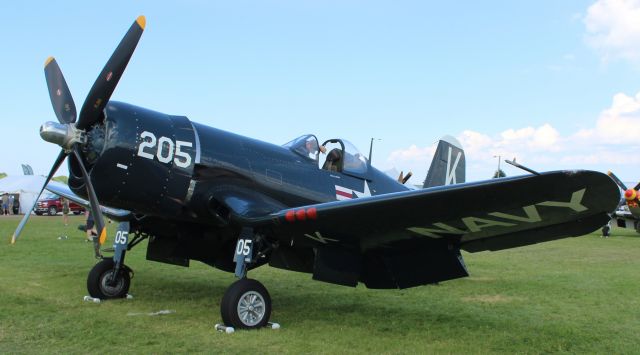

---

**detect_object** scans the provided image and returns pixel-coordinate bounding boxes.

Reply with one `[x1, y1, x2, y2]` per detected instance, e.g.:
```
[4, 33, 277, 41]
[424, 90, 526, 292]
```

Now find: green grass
[1, 215, 639, 354]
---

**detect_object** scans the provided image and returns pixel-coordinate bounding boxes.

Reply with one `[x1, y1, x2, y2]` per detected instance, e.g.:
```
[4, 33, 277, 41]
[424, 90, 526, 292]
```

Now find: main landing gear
[87, 222, 136, 299]
[220, 227, 274, 329]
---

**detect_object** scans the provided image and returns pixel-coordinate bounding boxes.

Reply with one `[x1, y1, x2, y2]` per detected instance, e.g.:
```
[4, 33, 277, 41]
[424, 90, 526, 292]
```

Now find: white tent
[0, 175, 48, 214]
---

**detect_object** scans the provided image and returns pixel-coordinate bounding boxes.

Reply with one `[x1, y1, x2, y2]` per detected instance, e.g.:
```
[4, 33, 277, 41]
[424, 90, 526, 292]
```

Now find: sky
[1, 0, 640, 185]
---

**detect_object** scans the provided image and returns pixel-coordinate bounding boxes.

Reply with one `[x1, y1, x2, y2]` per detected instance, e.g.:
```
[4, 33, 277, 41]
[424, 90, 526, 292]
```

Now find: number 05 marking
[115, 231, 128, 245]
[235, 239, 252, 256]
[137, 131, 193, 168]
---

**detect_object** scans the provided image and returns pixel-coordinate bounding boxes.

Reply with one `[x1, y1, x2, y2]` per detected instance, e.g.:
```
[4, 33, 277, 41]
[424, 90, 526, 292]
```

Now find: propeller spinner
[11, 16, 146, 249]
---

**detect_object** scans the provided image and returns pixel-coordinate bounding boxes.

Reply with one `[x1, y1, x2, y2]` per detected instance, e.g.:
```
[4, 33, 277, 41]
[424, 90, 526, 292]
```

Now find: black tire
[221, 278, 271, 329]
[35, 212, 42, 216]
[73, 211, 82, 215]
[87, 258, 131, 299]
[47, 206, 57, 216]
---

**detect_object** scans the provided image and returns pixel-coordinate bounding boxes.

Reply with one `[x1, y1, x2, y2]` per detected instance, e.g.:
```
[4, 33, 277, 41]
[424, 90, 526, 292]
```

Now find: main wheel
[221, 278, 271, 329]
[47, 206, 57, 216]
[87, 258, 131, 299]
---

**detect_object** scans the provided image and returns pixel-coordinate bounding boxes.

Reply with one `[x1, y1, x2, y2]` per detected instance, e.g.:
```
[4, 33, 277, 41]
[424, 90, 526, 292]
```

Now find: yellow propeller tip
[44, 56, 55, 67]
[98, 227, 107, 245]
[10, 235, 16, 244]
[136, 15, 146, 30]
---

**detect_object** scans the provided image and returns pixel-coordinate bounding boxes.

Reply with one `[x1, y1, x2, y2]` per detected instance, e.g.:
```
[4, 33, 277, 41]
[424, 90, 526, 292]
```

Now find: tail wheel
[221, 278, 271, 329]
[87, 257, 131, 299]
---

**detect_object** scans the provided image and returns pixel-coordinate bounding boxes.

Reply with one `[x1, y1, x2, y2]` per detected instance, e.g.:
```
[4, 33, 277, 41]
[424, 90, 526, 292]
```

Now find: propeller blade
[77, 16, 146, 130]
[71, 147, 107, 248]
[11, 151, 67, 244]
[402, 171, 413, 185]
[607, 171, 628, 191]
[634, 182, 640, 191]
[44, 57, 77, 124]
[73, 145, 107, 250]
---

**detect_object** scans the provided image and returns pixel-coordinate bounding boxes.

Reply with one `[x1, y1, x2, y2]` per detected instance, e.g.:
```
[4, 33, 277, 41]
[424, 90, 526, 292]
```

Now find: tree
[493, 169, 506, 178]
[0, 172, 6, 179]
[52, 176, 68, 184]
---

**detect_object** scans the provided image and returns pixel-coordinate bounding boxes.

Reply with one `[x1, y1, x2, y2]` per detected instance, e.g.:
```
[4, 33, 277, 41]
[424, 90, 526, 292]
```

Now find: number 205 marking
[137, 131, 193, 168]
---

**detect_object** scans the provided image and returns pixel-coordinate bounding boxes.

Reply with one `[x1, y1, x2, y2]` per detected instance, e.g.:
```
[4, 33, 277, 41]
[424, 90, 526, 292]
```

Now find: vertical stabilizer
[423, 135, 465, 188]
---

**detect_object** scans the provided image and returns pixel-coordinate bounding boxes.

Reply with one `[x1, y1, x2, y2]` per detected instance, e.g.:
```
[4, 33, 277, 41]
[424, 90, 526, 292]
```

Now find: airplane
[604, 172, 640, 234]
[11, 16, 620, 330]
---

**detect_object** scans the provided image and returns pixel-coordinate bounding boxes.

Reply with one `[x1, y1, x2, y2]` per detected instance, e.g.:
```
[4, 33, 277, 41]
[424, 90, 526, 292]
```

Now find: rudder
[423, 135, 465, 188]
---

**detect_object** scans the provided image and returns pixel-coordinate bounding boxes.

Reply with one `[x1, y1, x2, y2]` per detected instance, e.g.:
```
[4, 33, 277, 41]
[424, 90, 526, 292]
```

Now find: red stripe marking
[336, 190, 352, 198]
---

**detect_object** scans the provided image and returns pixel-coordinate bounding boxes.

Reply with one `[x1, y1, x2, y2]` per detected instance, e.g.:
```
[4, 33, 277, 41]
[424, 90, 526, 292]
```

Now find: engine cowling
[69, 102, 197, 216]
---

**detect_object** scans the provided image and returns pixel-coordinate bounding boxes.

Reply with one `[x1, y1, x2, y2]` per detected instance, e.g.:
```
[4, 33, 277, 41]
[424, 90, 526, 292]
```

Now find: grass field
[1, 215, 639, 354]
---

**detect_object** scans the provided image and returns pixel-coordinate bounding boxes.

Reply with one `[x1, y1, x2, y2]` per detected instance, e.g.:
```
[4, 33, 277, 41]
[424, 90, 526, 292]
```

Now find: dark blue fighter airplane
[12, 16, 621, 329]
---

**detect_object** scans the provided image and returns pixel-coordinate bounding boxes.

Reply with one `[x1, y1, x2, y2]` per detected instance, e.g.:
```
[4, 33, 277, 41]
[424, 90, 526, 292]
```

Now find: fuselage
[69, 101, 408, 226]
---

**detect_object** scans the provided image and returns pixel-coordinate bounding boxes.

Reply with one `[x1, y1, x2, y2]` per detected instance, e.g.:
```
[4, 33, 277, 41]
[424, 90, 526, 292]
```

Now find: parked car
[34, 193, 85, 216]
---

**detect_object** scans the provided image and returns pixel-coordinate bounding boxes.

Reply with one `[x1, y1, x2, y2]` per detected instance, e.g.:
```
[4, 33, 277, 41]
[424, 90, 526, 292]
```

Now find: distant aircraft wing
[233, 170, 619, 288]
[45, 182, 132, 221]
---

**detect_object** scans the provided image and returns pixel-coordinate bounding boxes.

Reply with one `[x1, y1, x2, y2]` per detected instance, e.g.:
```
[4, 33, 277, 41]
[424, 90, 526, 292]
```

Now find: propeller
[402, 171, 413, 185]
[44, 57, 77, 124]
[72, 147, 107, 256]
[77, 16, 145, 130]
[11, 16, 146, 246]
[607, 171, 640, 204]
[607, 171, 628, 191]
[396, 171, 413, 185]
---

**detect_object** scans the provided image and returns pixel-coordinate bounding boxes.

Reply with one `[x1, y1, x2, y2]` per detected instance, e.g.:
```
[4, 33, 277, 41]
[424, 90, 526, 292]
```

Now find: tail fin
[423, 135, 465, 188]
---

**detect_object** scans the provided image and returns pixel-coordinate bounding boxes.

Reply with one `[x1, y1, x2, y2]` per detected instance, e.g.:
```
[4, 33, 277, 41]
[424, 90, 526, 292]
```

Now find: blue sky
[2, 0, 639, 184]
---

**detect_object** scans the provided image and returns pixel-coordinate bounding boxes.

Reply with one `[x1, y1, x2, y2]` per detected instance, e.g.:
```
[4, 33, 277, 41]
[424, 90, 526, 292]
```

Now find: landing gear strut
[220, 227, 273, 329]
[87, 222, 133, 299]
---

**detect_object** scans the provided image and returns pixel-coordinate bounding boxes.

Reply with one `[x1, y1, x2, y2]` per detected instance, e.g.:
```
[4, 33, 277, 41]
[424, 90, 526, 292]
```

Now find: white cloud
[386, 91, 640, 182]
[388, 144, 436, 164]
[584, 0, 640, 64]
[499, 124, 561, 151]
[574, 91, 640, 143]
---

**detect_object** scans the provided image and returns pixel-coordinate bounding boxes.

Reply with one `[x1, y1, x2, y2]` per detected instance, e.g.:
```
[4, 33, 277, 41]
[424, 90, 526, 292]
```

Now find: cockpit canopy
[283, 134, 321, 162]
[284, 135, 368, 176]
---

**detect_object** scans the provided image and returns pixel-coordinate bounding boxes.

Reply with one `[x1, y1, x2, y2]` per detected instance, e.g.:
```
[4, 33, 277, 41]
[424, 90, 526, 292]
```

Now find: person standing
[1, 193, 8, 216]
[62, 198, 70, 226]
[8, 195, 14, 215]
[85, 211, 97, 242]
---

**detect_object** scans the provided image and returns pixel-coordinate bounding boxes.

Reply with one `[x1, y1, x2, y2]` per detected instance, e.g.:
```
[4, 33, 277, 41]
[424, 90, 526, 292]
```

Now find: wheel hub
[237, 291, 266, 327]
[100, 271, 125, 297]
